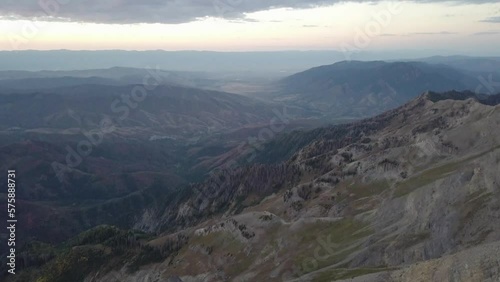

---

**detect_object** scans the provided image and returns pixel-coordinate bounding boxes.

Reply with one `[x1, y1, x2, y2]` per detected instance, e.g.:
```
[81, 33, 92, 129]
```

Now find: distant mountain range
[0, 84, 286, 138]
[0, 67, 215, 91]
[417, 55, 500, 73]
[0, 50, 356, 73]
[2, 50, 498, 73]
[277, 60, 500, 118]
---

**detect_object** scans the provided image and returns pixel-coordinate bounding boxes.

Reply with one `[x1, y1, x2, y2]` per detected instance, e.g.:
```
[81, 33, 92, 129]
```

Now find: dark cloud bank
[0, 0, 497, 24]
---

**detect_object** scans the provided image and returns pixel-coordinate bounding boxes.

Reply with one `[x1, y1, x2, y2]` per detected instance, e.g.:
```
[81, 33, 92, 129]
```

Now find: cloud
[472, 31, 500, 35]
[227, 18, 259, 24]
[0, 0, 340, 24]
[0, 0, 498, 24]
[409, 31, 457, 35]
[480, 16, 500, 23]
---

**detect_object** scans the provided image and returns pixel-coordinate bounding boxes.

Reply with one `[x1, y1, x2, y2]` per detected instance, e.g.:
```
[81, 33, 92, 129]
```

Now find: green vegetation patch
[188, 231, 251, 277]
[35, 246, 108, 282]
[456, 190, 493, 241]
[312, 267, 392, 282]
[348, 180, 389, 199]
[395, 161, 463, 198]
[395, 145, 500, 198]
[12, 225, 166, 282]
[292, 218, 373, 274]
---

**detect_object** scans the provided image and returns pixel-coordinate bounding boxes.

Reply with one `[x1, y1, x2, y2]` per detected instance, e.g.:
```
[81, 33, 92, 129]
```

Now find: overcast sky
[1, 0, 499, 54]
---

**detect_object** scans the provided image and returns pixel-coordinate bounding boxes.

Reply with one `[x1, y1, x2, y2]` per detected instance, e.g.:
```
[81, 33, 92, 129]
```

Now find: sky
[0, 0, 499, 54]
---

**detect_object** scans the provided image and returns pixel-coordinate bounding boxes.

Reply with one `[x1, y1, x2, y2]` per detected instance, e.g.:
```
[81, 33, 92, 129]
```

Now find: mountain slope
[0, 84, 285, 138]
[0, 67, 212, 90]
[9, 91, 500, 281]
[277, 61, 480, 118]
[138, 91, 500, 281]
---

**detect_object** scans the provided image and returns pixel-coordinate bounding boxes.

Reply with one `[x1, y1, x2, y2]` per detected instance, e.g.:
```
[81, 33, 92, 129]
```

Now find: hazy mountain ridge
[0, 50, 442, 73]
[0, 67, 215, 91]
[0, 84, 285, 138]
[418, 55, 500, 73]
[277, 60, 498, 118]
[2, 51, 498, 74]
